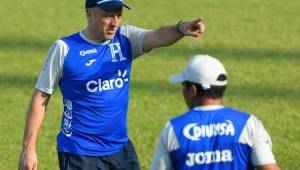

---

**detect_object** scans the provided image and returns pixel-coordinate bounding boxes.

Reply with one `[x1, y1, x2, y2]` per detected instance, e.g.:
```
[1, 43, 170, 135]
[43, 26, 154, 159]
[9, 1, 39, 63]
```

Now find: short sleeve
[120, 24, 150, 59]
[150, 122, 179, 170]
[239, 115, 276, 165]
[35, 40, 68, 94]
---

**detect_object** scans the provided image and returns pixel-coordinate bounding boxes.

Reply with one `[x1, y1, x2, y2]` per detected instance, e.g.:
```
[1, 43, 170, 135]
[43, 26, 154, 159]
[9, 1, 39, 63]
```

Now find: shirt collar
[79, 30, 111, 45]
[193, 105, 225, 111]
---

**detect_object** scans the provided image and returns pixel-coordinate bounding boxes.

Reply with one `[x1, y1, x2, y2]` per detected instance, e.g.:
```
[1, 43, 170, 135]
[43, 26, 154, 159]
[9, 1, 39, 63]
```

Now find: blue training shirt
[35, 25, 149, 156]
[169, 107, 253, 170]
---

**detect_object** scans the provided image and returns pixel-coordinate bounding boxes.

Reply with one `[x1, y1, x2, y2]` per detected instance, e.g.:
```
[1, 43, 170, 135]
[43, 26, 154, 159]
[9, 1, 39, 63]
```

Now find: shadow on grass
[1, 38, 299, 60]
[130, 80, 299, 99]
[0, 73, 37, 89]
[0, 37, 52, 51]
[146, 45, 300, 60]
[0, 73, 298, 100]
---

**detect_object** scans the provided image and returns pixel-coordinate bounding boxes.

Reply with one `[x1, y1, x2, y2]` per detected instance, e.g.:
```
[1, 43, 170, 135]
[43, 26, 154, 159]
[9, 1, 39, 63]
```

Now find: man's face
[87, 7, 123, 41]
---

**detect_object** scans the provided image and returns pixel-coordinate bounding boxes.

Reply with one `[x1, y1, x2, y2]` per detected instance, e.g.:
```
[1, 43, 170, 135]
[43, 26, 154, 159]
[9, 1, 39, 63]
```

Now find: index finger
[192, 17, 204, 24]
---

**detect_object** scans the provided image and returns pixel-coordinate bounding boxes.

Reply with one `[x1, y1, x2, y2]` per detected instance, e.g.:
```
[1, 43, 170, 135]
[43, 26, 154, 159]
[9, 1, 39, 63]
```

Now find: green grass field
[1, 0, 299, 169]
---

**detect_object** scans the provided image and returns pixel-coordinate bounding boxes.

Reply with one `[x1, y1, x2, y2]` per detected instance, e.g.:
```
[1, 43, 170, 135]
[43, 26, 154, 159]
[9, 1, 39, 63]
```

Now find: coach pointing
[18, 0, 205, 169]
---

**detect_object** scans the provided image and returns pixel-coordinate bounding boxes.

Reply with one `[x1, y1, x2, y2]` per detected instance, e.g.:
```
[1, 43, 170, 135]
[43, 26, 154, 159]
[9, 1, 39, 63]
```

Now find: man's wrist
[176, 19, 189, 35]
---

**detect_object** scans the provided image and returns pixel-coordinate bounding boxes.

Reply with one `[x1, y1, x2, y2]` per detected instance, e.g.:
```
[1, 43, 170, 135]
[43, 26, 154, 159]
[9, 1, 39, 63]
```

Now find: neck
[83, 28, 106, 43]
[190, 97, 223, 108]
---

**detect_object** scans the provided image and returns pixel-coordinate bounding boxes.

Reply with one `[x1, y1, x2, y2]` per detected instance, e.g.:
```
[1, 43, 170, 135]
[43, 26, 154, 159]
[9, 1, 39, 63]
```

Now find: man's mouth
[107, 28, 116, 35]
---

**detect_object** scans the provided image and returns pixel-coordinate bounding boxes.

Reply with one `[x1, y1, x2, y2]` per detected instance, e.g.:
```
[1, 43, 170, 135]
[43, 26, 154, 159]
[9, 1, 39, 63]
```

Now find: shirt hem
[57, 146, 124, 157]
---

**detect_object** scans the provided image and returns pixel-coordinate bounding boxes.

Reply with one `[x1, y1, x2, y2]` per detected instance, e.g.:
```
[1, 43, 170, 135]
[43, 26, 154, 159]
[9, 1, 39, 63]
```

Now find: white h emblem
[109, 43, 126, 62]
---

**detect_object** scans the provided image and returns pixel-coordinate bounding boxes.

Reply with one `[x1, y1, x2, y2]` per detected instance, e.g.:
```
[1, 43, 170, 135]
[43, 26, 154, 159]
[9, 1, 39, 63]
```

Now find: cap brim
[169, 73, 186, 84]
[98, 1, 131, 11]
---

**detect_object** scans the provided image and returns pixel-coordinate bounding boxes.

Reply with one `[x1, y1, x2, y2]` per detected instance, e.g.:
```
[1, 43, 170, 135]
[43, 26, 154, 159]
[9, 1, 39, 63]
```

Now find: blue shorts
[58, 139, 140, 170]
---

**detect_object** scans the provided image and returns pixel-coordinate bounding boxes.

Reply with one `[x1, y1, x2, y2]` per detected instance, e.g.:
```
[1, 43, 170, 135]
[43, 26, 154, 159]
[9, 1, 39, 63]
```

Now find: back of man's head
[183, 81, 226, 99]
[169, 55, 227, 99]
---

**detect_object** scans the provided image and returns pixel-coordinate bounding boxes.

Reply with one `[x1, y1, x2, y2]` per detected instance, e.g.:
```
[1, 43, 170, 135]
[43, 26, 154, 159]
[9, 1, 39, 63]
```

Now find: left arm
[143, 18, 205, 52]
[150, 132, 172, 170]
[150, 122, 180, 170]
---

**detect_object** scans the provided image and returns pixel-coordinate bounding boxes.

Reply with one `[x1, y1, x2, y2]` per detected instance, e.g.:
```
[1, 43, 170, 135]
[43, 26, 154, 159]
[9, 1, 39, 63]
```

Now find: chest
[63, 42, 132, 81]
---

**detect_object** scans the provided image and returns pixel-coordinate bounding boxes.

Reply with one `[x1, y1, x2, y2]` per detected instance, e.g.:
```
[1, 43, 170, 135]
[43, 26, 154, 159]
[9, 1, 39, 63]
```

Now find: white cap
[169, 55, 227, 90]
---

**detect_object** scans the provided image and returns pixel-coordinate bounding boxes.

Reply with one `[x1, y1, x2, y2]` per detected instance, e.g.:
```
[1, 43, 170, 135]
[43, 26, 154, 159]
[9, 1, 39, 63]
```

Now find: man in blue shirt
[18, 0, 205, 169]
[150, 55, 280, 170]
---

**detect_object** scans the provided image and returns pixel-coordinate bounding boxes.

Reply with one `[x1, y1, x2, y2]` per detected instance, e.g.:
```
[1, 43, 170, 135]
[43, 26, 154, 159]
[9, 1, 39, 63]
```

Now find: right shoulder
[53, 39, 68, 49]
[170, 110, 193, 124]
[45, 39, 69, 61]
[35, 39, 69, 95]
[161, 121, 180, 152]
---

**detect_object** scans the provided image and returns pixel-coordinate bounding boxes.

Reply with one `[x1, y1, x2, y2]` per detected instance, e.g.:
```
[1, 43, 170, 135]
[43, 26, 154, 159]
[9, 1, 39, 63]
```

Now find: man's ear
[190, 84, 198, 97]
[86, 8, 92, 18]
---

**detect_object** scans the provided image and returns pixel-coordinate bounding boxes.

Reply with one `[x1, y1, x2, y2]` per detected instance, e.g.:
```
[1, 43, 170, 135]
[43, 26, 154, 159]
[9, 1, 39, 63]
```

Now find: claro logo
[183, 120, 235, 141]
[86, 70, 128, 93]
[80, 48, 98, 56]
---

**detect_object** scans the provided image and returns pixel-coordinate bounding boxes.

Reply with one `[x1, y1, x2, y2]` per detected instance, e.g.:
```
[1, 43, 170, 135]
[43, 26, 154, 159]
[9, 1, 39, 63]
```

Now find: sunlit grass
[0, 0, 299, 169]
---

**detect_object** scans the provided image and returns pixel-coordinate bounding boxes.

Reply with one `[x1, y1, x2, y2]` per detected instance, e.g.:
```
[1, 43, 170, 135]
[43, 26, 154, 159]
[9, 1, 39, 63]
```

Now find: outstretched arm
[19, 89, 51, 170]
[142, 18, 205, 52]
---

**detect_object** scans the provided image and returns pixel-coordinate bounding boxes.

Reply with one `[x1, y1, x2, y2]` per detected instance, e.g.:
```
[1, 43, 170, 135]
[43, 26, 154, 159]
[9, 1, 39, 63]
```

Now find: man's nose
[110, 15, 119, 26]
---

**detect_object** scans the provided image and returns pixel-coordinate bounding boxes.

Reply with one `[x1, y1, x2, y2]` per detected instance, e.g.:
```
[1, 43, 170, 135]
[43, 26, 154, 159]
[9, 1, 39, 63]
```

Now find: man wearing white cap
[150, 55, 280, 170]
[18, 0, 205, 169]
